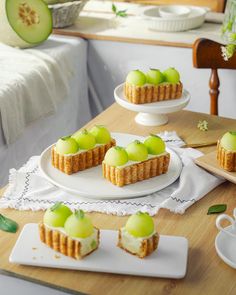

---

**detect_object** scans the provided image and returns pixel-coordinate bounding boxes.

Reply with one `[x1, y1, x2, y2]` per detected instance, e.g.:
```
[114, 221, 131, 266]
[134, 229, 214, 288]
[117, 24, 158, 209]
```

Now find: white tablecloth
[0, 35, 91, 186]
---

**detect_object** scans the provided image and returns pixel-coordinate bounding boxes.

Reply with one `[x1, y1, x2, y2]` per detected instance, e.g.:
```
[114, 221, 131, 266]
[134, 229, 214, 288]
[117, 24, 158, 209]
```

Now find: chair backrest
[193, 38, 236, 69]
[192, 38, 236, 115]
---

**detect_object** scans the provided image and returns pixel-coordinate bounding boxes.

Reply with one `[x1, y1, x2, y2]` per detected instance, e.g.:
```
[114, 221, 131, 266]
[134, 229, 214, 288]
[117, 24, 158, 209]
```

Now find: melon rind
[0, 0, 52, 48]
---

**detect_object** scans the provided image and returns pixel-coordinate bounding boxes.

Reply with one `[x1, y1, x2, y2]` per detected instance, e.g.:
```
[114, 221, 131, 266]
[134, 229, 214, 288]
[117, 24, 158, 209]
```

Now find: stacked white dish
[142, 5, 207, 32]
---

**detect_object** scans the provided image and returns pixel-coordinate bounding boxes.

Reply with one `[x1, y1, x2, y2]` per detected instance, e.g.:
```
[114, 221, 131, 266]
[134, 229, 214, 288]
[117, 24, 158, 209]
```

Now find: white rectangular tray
[10, 224, 188, 279]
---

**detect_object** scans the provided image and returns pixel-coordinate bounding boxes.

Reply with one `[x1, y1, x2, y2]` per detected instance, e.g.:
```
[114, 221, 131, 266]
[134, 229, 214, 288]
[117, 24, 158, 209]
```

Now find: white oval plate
[215, 225, 236, 269]
[114, 83, 190, 114]
[39, 133, 182, 199]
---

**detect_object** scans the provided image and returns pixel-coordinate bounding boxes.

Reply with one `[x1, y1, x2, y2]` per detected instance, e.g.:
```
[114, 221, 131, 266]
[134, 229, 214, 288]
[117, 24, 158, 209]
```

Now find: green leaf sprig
[50, 202, 62, 212]
[0, 214, 18, 233]
[112, 3, 127, 18]
[207, 204, 227, 215]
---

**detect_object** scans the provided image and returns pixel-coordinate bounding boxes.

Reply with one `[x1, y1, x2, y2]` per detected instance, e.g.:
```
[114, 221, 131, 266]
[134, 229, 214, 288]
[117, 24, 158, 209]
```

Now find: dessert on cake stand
[114, 83, 190, 126]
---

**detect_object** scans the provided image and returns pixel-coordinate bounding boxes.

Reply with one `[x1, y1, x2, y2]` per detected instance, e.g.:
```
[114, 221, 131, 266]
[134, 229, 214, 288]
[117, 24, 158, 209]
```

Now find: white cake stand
[114, 83, 190, 126]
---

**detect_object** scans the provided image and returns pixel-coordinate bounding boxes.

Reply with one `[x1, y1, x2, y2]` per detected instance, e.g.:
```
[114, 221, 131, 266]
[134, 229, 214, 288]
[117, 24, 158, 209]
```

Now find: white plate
[39, 133, 182, 199]
[10, 224, 188, 279]
[215, 225, 236, 269]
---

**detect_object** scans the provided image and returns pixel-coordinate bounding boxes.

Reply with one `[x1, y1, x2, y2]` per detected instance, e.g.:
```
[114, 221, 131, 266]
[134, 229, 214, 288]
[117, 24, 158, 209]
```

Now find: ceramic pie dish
[142, 6, 207, 32]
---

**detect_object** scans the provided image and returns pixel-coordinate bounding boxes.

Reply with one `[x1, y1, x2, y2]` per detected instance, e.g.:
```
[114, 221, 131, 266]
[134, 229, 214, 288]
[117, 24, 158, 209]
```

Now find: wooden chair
[193, 38, 236, 115]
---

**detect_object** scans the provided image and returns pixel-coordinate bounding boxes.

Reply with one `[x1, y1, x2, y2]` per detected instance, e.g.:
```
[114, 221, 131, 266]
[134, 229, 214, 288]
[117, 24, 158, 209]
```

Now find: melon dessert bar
[124, 68, 183, 104]
[117, 211, 159, 258]
[102, 134, 170, 187]
[217, 131, 236, 172]
[39, 203, 100, 260]
[51, 125, 116, 174]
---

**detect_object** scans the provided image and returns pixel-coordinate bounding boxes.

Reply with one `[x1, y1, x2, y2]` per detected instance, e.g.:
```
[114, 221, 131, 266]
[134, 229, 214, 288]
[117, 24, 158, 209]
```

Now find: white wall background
[88, 40, 236, 118]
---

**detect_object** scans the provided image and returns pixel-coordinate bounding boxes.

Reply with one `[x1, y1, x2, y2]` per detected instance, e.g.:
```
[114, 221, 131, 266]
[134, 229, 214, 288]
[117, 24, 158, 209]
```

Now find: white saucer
[114, 83, 190, 126]
[215, 225, 236, 269]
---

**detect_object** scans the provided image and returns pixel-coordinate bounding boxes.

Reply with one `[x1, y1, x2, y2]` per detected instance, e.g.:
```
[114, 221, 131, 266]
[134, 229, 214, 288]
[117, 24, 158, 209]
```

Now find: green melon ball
[90, 125, 111, 144]
[144, 134, 166, 155]
[64, 210, 94, 238]
[43, 202, 72, 227]
[0, 0, 52, 48]
[125, 212, 154, 238]
[72, 129, 96, 150]
[56, 136, 79, 154]
[146, 69, 164, 85]
[126, 140, 148, 161]
[163, 67, 180, 84]
[220, 131, 236, 151]
[126, 70, 146, 86]
[104, 146, 128, 166]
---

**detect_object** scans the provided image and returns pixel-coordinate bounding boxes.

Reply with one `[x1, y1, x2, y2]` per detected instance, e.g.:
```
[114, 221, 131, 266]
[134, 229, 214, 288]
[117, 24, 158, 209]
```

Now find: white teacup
[216, 209, 236, 238]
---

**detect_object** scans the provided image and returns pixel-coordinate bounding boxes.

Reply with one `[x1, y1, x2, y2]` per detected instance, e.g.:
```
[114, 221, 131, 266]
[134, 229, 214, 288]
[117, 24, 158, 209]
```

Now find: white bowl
[159, 6, 191, 19]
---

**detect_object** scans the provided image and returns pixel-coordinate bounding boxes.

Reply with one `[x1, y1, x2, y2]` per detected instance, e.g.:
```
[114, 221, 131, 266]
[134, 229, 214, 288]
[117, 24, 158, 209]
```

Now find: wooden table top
[53, 1, 222, 48]
[1, 105, 236, 295]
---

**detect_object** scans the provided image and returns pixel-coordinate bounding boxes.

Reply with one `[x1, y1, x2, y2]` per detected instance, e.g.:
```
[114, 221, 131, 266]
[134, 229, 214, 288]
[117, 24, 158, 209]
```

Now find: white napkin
[0, 132, 224, 215]
[0, 42, 72, 144]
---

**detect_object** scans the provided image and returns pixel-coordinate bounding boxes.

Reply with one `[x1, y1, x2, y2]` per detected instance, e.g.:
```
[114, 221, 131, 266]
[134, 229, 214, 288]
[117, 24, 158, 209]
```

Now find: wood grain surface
[195, 151, 236, 184]
[53, 29, 194, 49]
[1, 105, 236, 295]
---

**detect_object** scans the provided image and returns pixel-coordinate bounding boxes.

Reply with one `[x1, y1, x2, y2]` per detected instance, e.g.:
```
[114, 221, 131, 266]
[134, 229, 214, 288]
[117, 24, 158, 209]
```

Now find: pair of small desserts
[52, 126, 170, 187]
[124, 68, 183, 104]
[102, 135, 170, 187]
[217, 131, 236, 172]
[51, 125, 116, 174]
[39, 203, 99, 259]
[39, 203, 159, 259]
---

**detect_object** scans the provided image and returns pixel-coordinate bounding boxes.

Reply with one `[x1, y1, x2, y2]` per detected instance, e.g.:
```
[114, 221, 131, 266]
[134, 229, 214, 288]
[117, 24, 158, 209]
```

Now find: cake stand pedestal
[135, 113, 168, 126]
[114, 83, 190, 126]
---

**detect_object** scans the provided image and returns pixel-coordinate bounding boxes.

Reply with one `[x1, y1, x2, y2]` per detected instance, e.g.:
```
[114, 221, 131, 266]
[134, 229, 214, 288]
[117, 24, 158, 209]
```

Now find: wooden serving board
[195, 151, 236, 184]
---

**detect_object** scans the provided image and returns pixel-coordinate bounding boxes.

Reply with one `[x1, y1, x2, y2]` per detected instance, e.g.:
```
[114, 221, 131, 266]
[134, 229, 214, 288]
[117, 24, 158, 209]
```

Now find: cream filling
[44, 224, 98, 256]
[104, 151, 168, 169]
[120, 227, 155, 254]
[127, 82, 180, 87]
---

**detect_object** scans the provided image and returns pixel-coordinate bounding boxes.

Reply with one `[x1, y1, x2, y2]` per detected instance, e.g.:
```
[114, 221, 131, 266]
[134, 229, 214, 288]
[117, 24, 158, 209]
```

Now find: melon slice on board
[0, 0, 52, 48]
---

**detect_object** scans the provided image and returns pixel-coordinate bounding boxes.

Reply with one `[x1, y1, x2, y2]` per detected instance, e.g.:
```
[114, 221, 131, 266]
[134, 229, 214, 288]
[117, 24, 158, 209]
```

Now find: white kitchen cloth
[0, 41, 72, 144]
[0, 131, 224, 215]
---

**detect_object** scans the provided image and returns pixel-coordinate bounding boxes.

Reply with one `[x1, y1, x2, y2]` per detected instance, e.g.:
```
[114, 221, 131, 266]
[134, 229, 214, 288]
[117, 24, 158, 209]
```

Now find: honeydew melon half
[0, 0, 52, 48]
